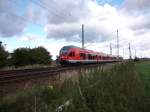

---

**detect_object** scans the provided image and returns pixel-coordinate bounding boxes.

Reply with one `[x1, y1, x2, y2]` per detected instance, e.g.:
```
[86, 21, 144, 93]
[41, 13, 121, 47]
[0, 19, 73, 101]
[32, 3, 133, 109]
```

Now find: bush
[0, 41, 8, 68]
[30, 47, 51, 65]
[11, 47, 52, 66]
[11, 48, 31, 66]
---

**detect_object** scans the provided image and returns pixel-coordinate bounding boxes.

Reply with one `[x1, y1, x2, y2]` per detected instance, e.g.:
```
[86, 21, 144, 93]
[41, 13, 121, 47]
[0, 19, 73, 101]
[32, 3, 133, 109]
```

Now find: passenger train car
[58, 45, 122, 65]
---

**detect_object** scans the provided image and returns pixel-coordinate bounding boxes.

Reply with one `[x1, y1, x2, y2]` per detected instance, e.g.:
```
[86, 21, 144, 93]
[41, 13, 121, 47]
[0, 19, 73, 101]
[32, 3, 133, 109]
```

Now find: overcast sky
[0, 0, 150, 59]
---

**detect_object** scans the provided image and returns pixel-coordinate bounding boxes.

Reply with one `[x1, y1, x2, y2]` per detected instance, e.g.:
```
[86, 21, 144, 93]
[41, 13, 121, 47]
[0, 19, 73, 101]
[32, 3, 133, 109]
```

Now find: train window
[80, 53, 86, 59]
[83, 54, 86, 59]
[60, 46, 73, 55]
[80, 53, 85, 57]
[72, 52, 75, 56]
[88, 54, 90, 59]
[80, 53, 82, 57]
[88, 54, 92, 59]
[69, 52, 75, 57]
[60, 49, 68, 55]
[69, 52, 73, 56]
[80, 53, 83, 57]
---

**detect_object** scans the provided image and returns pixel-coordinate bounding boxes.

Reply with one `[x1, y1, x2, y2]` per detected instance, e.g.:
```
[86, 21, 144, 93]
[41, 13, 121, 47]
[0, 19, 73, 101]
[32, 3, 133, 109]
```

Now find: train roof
[61, 45, 80, 49]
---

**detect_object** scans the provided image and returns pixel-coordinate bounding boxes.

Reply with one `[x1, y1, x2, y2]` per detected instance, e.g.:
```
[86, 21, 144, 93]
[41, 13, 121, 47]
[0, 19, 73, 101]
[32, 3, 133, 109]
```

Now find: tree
[0, 41, 8, 68]
[12, 48, 31, 66]
[30, 47, 51, 65]
[11, 47, 52, 66]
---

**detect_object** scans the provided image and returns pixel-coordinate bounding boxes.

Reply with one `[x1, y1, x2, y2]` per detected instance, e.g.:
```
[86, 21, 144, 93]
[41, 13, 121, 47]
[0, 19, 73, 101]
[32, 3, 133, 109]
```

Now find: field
[0, 61, 150, 112]
[136, 61, 150, 97]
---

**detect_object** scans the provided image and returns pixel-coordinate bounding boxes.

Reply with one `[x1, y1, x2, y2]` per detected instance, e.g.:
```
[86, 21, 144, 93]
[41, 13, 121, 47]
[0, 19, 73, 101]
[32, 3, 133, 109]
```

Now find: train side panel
[58, 45, 122, 65]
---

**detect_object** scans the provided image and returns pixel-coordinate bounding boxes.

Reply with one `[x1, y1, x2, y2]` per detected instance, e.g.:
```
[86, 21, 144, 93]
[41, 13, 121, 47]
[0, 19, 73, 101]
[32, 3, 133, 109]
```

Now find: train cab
[58, 45, 79, 64]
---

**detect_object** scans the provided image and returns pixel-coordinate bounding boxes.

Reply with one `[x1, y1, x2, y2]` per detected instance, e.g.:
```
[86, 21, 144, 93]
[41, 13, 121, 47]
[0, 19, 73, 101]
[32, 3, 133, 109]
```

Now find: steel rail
[0, 64, 102, 84]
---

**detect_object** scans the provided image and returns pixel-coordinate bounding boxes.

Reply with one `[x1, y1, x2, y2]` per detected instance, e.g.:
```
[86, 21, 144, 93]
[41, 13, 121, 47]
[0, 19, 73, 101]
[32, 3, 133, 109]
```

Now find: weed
[0, 62, 150, 112]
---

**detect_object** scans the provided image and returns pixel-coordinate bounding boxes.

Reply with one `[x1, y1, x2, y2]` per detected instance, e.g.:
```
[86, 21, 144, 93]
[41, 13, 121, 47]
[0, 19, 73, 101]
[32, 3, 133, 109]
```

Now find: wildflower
[48, 85, 53, 90]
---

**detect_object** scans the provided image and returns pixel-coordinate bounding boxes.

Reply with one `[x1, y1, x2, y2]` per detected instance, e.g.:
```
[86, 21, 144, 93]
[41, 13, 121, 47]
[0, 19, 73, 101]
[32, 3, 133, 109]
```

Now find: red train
[58, 45, 122, 65]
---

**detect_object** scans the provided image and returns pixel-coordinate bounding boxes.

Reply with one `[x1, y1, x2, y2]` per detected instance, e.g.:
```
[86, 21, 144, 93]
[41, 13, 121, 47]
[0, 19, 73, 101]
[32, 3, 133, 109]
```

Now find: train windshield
[60, 46, 71, 55]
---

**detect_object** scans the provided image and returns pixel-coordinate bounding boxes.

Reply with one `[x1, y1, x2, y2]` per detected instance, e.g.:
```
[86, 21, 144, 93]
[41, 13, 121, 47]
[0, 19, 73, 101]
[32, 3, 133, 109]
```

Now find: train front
[58, 46, 70, 65]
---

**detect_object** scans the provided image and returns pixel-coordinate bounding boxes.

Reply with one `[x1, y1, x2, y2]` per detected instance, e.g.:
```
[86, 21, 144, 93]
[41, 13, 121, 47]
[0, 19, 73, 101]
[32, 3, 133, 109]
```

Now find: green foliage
[79, 63, 148, 112]
[0, 42, 52, 68]
[1, 62, 150, 112]
[11, 48, 31, 66]
[0, 41, 8, 68]
[11, 47, 51, 66]
[136, 62, 150, 77]
[30, 47, 51, 65]
[0, 85, 65, 112]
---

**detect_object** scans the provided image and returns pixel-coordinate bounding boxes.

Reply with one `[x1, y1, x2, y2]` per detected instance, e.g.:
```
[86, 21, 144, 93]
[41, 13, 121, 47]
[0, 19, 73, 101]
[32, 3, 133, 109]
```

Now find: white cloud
[0, 0, 27, 37]
[45, 1, 126, 43]
[20, 34, 46, 42]
[0, 0, 46, 37]
[123, 0, 150, 11]
[129, 14, 150, 31]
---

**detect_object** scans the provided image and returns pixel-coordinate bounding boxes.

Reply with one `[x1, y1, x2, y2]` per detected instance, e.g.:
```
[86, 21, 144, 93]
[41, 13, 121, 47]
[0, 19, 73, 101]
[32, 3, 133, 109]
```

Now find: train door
[80, 53, 86, 60]
[68, 50, 75, 60]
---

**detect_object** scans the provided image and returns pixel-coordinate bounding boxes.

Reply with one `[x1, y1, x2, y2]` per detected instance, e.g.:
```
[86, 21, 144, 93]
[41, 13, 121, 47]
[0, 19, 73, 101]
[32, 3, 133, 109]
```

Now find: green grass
[136, 61, 150, 80]
[136, 61, 150, 95]
[0, 62, 150, 112]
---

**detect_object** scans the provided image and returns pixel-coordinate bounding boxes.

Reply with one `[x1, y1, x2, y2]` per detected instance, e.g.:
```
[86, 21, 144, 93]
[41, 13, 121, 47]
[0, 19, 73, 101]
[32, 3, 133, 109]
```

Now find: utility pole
[135, 49, 136, 58]
[123, 48, 124, 58]
[129, 42, 132, 59]
[117, 30, 119, 58]
[0, 41, 2, 47]
[110, 43, 112, 55]
[82, 24, 84, 49]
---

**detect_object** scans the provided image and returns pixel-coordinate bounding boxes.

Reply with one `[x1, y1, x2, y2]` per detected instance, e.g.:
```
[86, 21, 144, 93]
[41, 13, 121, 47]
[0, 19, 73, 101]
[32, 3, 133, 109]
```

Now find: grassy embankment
[0, 62, 150, 112]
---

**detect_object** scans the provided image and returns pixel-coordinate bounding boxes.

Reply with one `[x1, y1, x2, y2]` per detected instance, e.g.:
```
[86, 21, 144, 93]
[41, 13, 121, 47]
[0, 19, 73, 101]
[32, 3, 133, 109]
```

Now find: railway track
[0, 64, 102, 84]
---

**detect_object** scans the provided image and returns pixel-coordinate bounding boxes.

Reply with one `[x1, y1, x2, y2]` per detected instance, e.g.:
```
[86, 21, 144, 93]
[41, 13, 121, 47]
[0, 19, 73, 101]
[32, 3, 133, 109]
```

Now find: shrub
[0, 41, 8, 68]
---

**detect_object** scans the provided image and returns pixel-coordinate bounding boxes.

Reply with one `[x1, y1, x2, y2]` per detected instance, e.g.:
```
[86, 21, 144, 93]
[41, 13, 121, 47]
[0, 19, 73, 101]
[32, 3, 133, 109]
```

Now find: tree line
[0, 41, 52, 68]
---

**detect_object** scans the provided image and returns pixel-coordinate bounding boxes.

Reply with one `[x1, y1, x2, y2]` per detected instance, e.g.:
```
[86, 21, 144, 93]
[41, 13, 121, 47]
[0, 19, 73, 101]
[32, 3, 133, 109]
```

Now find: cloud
[42, 0, 90, 24]
[25, 2, 47, 25]
[122, 0, 150, 11]
[129, 14, 150, 31]
[45, 22, 114, 43]
[20, 34, 45, 42]
[0, 14, 27, 37]
[0, 0, 27, 37]
[44, 0, 123, 43]
[132, 31, 150, 50]
[0, 0, 46, 37]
